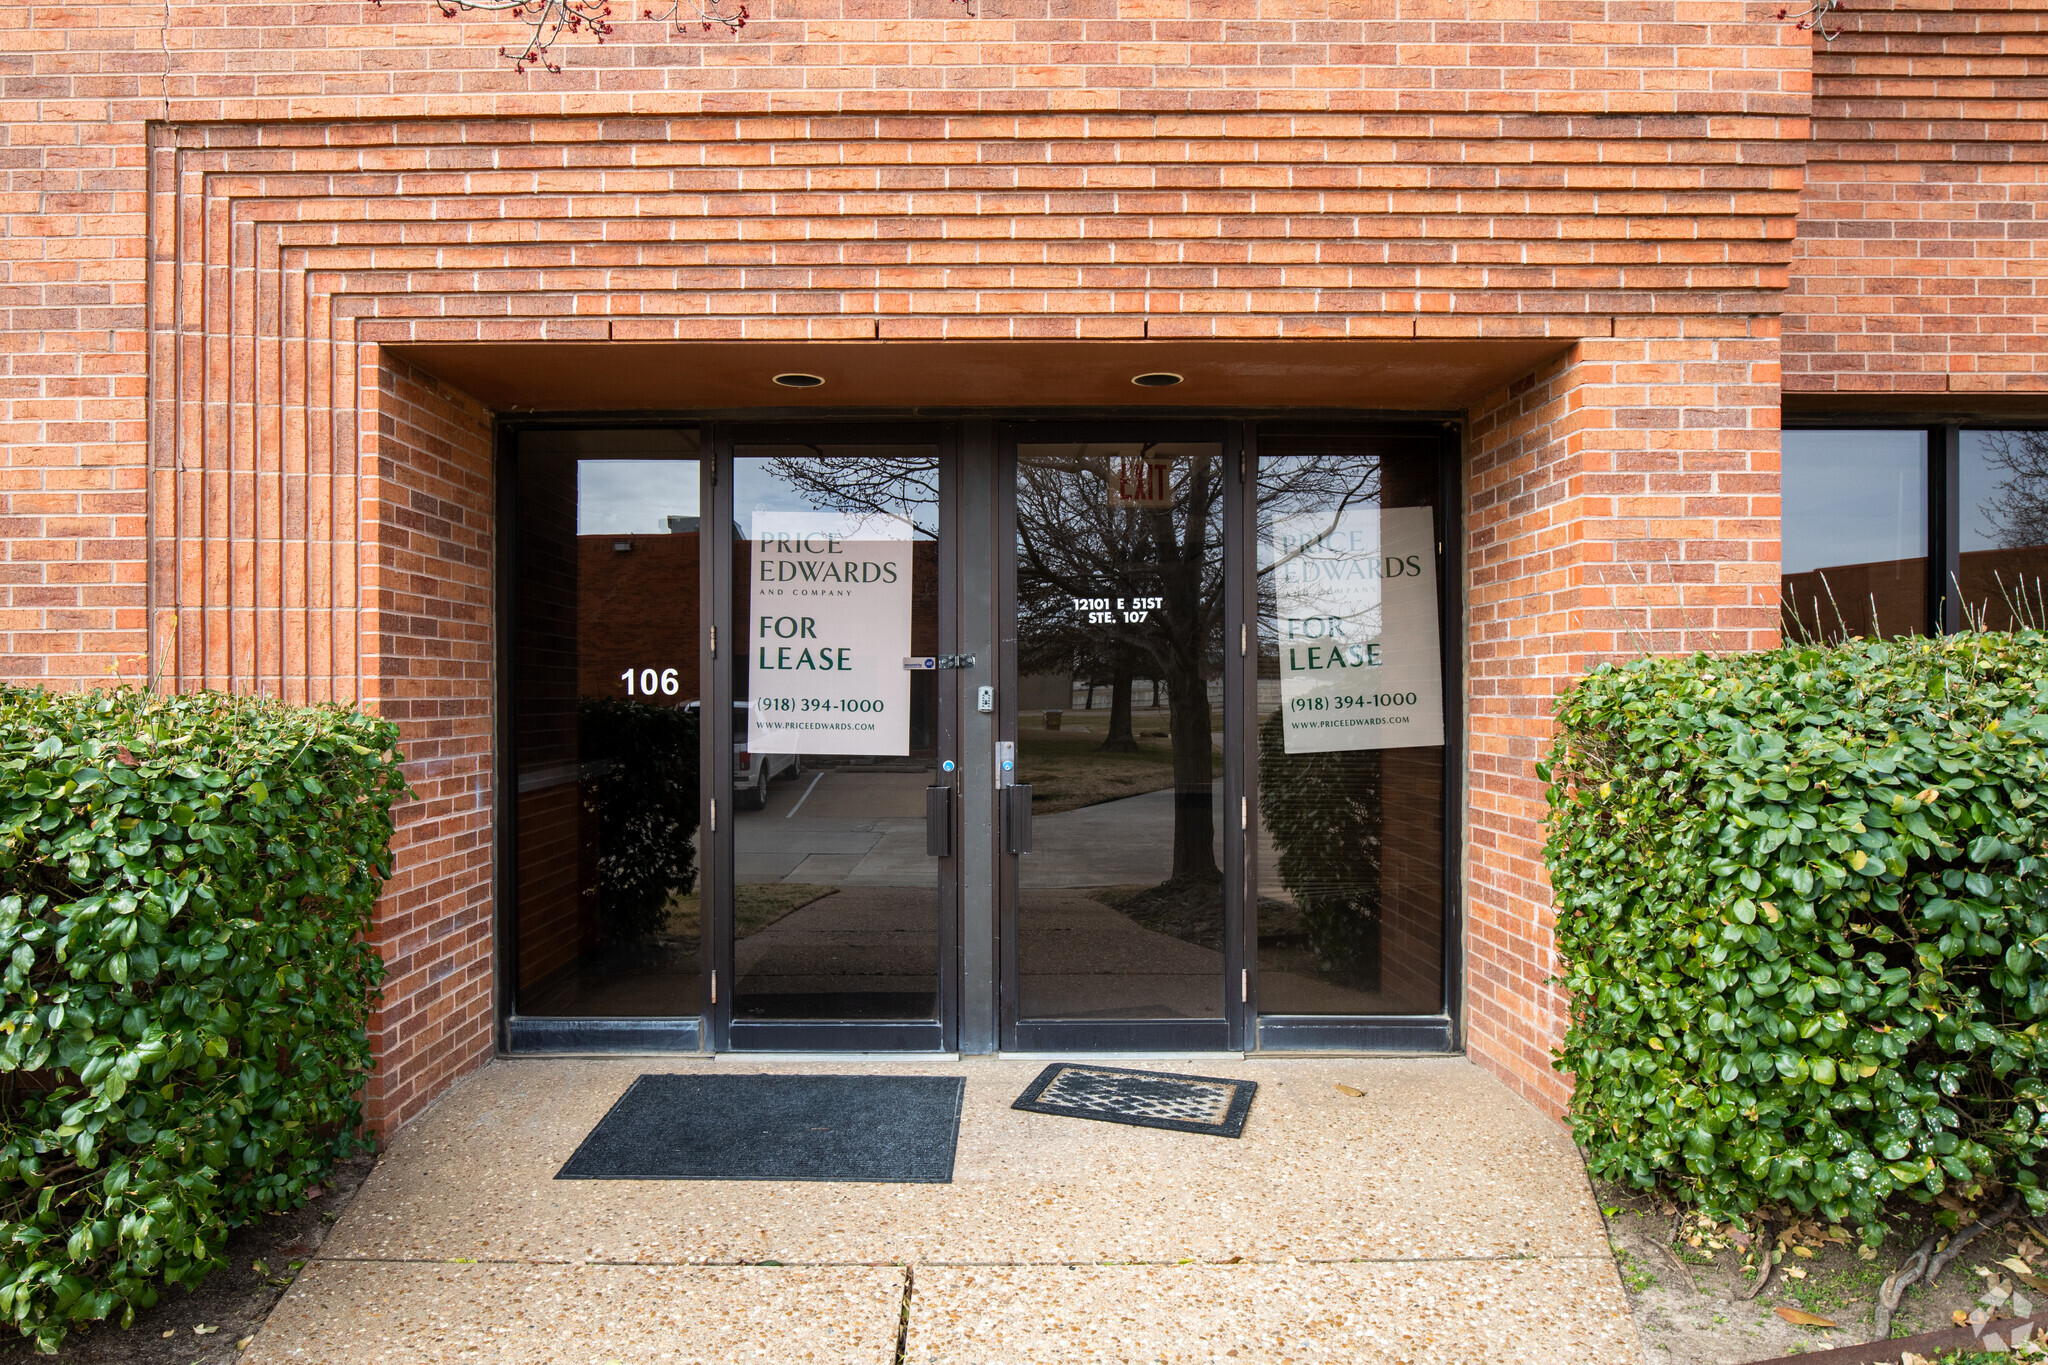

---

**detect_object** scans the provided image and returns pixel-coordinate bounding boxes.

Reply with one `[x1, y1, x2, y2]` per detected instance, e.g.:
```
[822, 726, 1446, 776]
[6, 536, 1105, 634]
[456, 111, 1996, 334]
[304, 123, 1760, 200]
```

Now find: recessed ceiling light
[772, 373, 825, 388]
[1132, 372, 1183, 387]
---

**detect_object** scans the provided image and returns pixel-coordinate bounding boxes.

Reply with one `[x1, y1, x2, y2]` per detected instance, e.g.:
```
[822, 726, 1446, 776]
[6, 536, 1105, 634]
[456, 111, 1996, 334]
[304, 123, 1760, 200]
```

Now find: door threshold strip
[995, 1052, 1247, 1062]
[715, 1052, 964, 1063]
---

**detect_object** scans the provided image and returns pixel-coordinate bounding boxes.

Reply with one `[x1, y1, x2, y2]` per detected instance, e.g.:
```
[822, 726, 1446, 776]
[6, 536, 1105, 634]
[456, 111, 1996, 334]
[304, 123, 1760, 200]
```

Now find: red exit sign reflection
[1111, 456, 1174, 507]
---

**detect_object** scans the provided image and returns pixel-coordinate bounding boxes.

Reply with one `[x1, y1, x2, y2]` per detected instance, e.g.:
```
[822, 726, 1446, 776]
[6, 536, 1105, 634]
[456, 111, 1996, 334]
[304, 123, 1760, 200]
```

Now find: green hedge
[0, 687, 404, 1350]
[1545, 633, 2048, 1236]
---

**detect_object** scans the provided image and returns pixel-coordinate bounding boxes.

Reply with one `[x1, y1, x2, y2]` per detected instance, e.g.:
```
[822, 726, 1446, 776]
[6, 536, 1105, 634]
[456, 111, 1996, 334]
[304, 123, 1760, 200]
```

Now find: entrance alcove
[412, 334, 1571, 1059]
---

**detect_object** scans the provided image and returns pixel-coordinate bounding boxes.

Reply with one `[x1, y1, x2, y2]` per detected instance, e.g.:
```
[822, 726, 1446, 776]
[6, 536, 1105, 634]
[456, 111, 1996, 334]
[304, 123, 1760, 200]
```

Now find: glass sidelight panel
[1255, 433, 1445, 1016]
[1781, 430, 1930, 641]
[1958, 430, 2048, 631]
[1013, 442, 1227, 1021]
[730, 446, 944, 1021]
[511, 429, 705, 1017]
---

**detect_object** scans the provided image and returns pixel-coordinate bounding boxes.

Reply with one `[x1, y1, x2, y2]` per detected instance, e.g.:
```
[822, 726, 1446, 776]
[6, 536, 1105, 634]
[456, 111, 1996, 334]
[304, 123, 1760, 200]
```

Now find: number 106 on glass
[620, 667, 681, 697]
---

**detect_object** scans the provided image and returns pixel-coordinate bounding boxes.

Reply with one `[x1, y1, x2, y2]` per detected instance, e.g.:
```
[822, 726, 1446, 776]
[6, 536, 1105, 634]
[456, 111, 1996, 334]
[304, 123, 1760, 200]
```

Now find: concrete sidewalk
[243, 1057, 1642, 1364]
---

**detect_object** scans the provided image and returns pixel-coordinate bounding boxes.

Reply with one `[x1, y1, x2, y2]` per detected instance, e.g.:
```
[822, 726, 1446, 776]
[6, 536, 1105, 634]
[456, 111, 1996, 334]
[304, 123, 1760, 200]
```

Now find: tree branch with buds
[1778, 0, 1845, 41]
[372, 0, 747, 75]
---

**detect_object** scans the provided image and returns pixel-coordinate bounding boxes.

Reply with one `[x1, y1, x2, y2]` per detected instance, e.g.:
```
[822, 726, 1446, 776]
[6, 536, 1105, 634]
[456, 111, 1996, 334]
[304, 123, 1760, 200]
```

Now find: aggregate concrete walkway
[243, 1057, 1642, 1364]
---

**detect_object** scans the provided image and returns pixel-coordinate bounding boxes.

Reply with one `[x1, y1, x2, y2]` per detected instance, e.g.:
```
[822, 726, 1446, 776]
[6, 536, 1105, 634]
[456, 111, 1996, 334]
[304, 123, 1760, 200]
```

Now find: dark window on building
[1253, 431, 1446, 1017]
[1959, 431, 2048, 631]
[1783, 427, 2048, 639]
[1780, 430, 1928, 642]
[511, 428, 704, 1019]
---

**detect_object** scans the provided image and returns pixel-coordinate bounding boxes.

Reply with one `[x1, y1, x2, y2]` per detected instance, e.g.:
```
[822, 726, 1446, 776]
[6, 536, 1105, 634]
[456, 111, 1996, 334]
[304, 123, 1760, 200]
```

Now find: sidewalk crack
[893, 1264, 914, 1365]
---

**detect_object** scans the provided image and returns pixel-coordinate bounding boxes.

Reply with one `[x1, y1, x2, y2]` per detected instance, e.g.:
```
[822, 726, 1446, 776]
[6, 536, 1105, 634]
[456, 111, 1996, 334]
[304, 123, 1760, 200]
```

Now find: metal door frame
[705, 420, 964, 1053]
[996, 419, 1244, 1053]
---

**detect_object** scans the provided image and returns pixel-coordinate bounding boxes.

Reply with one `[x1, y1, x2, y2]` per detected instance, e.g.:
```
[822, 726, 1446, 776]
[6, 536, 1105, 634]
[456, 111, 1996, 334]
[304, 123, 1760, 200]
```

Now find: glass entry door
[709, 428, 959, 1051]
[503, 417, 1457, 1058]
[998, 424, 1245, 1051]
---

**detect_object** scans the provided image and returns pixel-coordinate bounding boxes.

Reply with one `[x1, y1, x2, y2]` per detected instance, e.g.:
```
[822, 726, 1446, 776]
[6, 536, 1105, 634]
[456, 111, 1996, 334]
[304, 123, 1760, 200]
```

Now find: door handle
[1004, 784, 1033, 855]
[925, 785, 953, 857]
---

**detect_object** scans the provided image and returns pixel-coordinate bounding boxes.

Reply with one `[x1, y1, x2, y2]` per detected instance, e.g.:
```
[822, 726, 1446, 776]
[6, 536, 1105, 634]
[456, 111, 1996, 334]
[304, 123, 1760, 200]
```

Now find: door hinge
[710, 798, 716, 832]
[1238, 450, 1247, 483]
[709, 625, 717, 657]
[710, 969, 717, 1004]
[1241, 968, 1248, 1003]
[1240, 623, 1247, 657]
[1240, 796, 1248, 831]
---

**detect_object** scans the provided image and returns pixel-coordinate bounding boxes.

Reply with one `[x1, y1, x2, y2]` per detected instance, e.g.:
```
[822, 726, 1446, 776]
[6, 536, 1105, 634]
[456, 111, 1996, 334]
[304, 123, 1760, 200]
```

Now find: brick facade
[1465, 321, 1783, 1112]
[2, 2, 2036, 1130]
[356, 352, 496, 1131]
[1787, 1, 2048, 396]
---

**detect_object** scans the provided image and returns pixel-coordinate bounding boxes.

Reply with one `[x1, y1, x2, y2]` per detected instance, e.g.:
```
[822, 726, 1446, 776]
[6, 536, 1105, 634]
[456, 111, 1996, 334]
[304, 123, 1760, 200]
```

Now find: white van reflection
[683, 699, 801, 810]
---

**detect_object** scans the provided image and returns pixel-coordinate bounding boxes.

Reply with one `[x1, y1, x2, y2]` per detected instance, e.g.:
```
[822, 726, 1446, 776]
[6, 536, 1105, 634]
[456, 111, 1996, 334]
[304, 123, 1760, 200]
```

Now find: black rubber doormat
[556, 1074, 965, 1183]
[1012, 1064, 1257, 1138]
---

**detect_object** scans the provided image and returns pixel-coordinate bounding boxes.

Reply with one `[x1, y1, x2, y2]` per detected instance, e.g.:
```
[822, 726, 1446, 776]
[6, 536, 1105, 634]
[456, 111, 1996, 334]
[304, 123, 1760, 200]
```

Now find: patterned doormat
[1011, 1064, 1257, 1138]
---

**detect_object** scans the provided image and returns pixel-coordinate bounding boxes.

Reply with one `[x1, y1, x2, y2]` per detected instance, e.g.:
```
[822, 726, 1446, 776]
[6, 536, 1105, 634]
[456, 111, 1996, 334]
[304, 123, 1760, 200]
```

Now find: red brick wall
[1787, 1, 2048, 396]
[12, 2, 1814, 689]
[356, 351, 497, 1132]
[1464, 322, 1784, 1113]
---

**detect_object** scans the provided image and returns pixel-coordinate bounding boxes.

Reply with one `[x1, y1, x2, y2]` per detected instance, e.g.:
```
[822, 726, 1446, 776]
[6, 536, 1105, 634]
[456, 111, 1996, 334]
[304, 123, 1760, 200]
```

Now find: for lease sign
[748, 511, 914, 757]
[1270, 503, 1443, 754]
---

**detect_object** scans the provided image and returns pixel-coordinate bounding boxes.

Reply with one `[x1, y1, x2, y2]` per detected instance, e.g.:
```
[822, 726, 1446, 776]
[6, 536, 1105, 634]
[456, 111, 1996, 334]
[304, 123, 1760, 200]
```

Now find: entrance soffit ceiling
[388, 339, 1570, 413]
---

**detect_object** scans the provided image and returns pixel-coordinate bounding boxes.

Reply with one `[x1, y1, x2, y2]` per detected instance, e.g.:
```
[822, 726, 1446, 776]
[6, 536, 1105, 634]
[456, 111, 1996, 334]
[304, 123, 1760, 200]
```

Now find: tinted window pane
[1959, 431, 2048, 631]
[1781, 430, 1928, 641]
[1013, 442, 1226, 1021]
[513, 429, 703, 1018]
[1255, 434, 1445, 1016]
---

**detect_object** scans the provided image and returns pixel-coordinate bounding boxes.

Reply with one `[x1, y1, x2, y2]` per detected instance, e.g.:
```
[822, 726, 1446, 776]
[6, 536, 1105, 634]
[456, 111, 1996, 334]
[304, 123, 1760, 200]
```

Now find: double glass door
[504, 419, 1455, 1055]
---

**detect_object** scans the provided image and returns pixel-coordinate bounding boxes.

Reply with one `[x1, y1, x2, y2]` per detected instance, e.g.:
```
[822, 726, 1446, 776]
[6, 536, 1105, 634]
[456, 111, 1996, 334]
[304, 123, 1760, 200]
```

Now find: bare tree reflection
[1253, 453, 1391, 990]
[756, 448, 941, 539]
[1964, 432, 2048, 630]
[1254, 456, 1384, 621]
[1016, 446, 1225, 884]
[1978, 432, 2048, 552]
